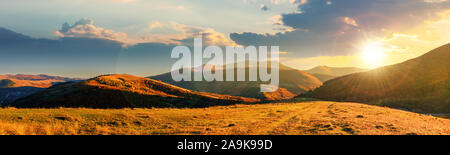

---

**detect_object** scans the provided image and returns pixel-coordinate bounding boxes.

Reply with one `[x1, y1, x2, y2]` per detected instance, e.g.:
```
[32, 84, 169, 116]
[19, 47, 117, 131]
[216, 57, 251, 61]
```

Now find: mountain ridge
[11, 74, 259, 108]
[151, 63, 322, 100]
[304, 65, 368, 77]
[304, 43, 450, 113]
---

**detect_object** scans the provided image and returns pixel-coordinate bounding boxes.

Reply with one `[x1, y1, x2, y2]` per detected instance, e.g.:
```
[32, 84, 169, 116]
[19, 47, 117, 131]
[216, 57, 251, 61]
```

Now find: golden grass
[0, 101, 448, 135]
[8, 79, 64, 88]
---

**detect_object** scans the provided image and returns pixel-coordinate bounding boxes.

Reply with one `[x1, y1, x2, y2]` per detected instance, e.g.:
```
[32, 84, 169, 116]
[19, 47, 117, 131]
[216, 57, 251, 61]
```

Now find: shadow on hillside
[8, 84, 266, 109]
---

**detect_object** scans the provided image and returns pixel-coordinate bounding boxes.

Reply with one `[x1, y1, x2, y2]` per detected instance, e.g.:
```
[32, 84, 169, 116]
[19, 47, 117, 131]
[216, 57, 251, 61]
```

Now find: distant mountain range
[151, 63, 322, 100]
[304, 43, 450, 113]
[11, 74, 258, 108]
[0, 74, 83, 88]
[303, 66, 368, 82]
[307, 73, 337, 83]
[0, 74, 83, 105]
[0, 74, 83, 82]
[304, 66, 368, 77]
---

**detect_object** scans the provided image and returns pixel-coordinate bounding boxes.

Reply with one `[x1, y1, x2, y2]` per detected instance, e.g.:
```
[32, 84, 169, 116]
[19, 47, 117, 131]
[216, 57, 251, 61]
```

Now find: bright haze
[0, 0, 450, 77]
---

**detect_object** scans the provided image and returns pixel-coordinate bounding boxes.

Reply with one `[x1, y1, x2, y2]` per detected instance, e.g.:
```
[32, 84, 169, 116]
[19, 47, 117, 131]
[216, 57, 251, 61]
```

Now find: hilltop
[305, 43, 450, 113]
[0, 101, 448, 135]
[11, 74, 258, 108]
[151, 63, 322, 100]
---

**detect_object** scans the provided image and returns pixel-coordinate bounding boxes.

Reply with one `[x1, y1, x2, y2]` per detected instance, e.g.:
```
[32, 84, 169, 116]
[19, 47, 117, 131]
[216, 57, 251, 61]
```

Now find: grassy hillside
[305, 43, 450, 113]
[0, 101, 448, 135]
[11, 74, 258, 108]
[0, 87, 44, 105]
[151, 63, 322, 100]
[4, 78, 65, 88]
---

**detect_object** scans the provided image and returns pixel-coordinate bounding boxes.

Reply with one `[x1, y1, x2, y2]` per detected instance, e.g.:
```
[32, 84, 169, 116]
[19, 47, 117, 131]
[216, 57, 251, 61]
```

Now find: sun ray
[361, 42, 386, 68]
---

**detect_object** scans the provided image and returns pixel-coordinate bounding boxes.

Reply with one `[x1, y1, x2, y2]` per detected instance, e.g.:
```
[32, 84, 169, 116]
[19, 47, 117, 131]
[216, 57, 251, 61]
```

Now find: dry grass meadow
[0, 101, 449, 135]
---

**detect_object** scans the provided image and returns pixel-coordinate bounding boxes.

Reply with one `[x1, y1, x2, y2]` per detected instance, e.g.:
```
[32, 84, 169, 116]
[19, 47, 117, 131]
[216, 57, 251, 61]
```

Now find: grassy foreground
[0, 101, 449, 135]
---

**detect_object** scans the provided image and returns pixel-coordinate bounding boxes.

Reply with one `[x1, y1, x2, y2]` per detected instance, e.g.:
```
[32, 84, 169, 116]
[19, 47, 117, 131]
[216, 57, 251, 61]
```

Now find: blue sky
[0, 0, 296, 39]
[1, 0, 450, 78]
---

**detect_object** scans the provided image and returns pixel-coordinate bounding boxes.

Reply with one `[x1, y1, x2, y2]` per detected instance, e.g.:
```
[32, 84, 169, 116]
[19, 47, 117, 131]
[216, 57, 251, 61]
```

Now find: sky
[0, 0, 450, 78]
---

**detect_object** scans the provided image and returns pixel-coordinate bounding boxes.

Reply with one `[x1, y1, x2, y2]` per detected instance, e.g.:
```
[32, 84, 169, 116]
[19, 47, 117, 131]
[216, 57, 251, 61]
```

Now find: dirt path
[251, 102, 318, 135]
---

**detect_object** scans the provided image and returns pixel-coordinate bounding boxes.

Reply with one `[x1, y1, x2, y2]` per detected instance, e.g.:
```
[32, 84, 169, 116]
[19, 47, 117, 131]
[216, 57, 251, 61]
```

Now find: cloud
[110, 0, 137, 3]
[260, 4, 270, 11]
[424, 0, 448, 3]
[270, 0, 280, 5]
[231, 0, 450, 57]
[290, 0, 307, 5]
[342, 17, 358, 27]
[55, 19, 232, 46]
[0, 27, 180, 77]
[271, 15, 284, 25]
[139, 22, 234, 46]
[148, 21, 163, 30]
[170, 22, 234, 46]
[56, 18, 128, 43]
[154, 4, 186, 11]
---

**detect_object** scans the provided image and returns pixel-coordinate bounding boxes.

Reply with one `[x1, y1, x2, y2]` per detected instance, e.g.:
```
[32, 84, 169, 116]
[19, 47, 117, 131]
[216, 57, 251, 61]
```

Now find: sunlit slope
[306, 43, 450, 113]
[0, 74, 82, 105]
[151, 63, 322, 100]
[11, 74, 258, 108]
[0, 74, 83, 88]
[0, 102, 449, 135]
[1, 78, 62, 88]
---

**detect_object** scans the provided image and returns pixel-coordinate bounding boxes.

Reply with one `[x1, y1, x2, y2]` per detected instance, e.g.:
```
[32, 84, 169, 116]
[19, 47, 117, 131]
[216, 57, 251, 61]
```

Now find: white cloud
[260, 4, 270, 11]
[135, 21, 235, 46]
[342, 17, 359, 27]
[148, 21, 163, 30]
[110, 0, 137, 3]
[290, 0, 307, 5]
[170, 22, 235, 46]
[423, 0, 448, 3]
[56, 18, 128, 43]
[56, 19, 233, 46]
[271, 15, 284, 25]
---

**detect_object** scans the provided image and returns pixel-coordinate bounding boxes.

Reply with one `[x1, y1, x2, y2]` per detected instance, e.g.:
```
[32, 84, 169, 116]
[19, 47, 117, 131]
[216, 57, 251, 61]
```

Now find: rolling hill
[304, 43, 450, 113]
[151, 63, 322, 100]
[11, 74, 258, 108]
[304, 66, 367, 82]
[0, 87, 44, 105]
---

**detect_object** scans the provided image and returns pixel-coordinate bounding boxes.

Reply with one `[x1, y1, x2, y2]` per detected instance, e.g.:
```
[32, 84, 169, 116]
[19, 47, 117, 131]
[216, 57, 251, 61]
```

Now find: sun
[361, 42, 386, 68]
